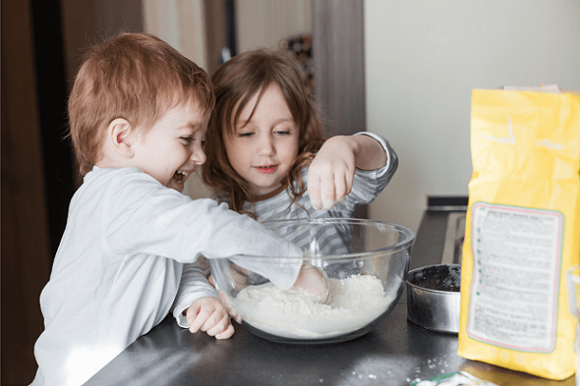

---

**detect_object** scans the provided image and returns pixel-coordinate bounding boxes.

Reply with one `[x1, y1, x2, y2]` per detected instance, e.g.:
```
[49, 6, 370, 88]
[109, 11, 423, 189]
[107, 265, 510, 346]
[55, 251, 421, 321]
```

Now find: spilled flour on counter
[233, 274, 395, 339]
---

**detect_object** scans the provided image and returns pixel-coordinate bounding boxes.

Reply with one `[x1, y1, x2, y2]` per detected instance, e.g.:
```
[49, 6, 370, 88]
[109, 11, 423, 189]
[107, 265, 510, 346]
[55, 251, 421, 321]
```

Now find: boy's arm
[103, 172, 302, 289]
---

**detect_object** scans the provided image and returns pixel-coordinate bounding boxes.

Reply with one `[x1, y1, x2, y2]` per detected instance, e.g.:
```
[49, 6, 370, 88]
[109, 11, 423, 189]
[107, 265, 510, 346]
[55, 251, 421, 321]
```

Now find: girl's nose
[257, 135, 275, 156]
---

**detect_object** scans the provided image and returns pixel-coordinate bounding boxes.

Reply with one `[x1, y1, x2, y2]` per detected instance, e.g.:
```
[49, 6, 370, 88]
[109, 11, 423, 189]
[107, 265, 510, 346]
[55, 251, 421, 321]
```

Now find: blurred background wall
[2, 1, 580, 384]
[365, 0, 580, 233]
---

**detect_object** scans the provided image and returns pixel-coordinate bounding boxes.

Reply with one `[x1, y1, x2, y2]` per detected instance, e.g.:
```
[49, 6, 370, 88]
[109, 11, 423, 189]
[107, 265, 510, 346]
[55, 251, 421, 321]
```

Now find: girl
[202, 49, 398, 235]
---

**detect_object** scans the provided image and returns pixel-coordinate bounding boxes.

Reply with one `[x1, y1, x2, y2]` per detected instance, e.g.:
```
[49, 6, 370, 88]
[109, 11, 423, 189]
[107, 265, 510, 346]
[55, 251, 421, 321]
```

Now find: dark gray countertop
[84, 210, 575, 386]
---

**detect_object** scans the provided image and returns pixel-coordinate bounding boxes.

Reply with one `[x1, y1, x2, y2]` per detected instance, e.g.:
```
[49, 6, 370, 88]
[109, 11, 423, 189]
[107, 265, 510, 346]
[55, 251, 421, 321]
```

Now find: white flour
[233, 274, 396, 339]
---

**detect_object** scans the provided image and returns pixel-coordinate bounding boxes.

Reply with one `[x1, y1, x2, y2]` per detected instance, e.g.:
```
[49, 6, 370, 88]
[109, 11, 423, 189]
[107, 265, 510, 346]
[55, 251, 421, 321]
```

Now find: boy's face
[132, 102, 209, 192]
[223, 84, 299, 196]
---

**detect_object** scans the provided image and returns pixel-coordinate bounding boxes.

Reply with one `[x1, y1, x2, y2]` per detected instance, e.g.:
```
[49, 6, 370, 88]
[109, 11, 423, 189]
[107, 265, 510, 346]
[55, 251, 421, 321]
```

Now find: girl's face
[224, 83, 300, 196]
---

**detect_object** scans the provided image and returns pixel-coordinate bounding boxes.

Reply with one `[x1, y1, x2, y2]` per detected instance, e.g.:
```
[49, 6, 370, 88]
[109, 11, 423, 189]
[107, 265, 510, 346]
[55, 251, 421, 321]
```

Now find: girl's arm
[307, 132, 389, 211]
[172, 261, 220, 327]
[350, 132, 389, 171]
[171, 262, 234, 339]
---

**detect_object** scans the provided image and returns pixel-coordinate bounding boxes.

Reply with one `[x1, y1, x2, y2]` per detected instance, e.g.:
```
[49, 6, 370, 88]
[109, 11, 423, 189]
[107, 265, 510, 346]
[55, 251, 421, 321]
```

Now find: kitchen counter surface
[84, 209, 575, 386]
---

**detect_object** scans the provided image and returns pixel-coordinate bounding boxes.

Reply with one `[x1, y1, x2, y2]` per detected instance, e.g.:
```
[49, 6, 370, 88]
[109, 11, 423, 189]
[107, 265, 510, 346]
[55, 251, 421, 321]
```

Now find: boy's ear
[108, 118, 134, 157]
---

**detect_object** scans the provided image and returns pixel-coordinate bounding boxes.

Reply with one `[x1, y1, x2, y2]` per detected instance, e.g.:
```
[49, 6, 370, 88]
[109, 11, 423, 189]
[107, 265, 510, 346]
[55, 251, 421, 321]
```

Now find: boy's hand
[308, 136, 356, 211]
[292, 264, 330, 303]
[185, 297, 234, 339]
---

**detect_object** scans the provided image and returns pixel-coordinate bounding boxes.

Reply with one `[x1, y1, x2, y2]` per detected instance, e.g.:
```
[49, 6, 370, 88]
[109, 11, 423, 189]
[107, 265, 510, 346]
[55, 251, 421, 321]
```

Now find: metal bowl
[406, 264, 461, 334]
[209, 218, 415, 344]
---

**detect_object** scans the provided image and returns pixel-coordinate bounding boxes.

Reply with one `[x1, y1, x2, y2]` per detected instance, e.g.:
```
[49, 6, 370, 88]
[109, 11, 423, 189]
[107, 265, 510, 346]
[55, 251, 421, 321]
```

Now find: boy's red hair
[68, 33, 214, 175]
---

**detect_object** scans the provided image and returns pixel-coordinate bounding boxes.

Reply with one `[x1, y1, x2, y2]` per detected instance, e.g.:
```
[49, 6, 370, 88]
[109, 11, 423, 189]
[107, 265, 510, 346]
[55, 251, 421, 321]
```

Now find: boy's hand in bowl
[292, 264, 330, 303]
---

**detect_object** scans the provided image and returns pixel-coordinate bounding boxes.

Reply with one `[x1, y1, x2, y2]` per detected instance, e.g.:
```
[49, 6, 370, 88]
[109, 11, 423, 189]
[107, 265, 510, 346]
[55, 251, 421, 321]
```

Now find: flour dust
[233, 274, 396, 339]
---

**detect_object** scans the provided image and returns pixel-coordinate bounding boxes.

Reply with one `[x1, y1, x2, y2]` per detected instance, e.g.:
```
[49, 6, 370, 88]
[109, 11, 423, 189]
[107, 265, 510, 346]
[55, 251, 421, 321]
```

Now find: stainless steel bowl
[406, 264, 461, 334]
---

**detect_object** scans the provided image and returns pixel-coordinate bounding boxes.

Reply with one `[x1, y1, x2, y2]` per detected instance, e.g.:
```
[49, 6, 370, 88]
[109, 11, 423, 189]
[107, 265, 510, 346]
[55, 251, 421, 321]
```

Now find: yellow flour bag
[458, 88, 580, 380]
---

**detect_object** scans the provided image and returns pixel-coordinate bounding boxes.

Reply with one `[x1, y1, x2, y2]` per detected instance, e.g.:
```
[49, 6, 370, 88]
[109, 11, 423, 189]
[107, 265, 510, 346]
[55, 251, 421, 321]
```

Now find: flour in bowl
[232, 274, 396, 339]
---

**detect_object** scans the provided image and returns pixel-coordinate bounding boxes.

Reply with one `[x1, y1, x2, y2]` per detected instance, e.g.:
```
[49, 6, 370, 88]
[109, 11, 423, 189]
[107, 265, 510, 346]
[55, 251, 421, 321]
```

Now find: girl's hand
[307, 136, 356, 211]
[185, 296, 235, 339]
[307, 135, 387, 211]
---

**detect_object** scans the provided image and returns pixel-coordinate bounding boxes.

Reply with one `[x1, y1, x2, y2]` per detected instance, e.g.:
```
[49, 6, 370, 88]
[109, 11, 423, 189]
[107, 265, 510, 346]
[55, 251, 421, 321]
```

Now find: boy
[30, 33, 322, 386]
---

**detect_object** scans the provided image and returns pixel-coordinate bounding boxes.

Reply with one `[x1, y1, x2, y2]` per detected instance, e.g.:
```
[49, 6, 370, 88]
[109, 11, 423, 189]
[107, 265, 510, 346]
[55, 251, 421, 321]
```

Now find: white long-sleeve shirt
[31, 167, 301, 386]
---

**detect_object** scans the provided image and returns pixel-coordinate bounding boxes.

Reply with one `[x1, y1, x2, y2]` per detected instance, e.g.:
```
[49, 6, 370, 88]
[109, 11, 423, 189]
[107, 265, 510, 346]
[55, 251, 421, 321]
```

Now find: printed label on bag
[466, 202, 563, 352]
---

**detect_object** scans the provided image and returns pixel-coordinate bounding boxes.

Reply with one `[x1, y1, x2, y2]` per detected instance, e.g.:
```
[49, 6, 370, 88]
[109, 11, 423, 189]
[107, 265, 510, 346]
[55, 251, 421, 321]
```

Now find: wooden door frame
[312, 0, 365, 137]
[312, 0, 367, 218]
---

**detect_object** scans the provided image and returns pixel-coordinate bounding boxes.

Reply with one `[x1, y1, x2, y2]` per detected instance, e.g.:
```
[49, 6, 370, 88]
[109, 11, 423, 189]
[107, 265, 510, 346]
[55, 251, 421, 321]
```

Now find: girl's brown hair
[201, 49, 326, 216]
[68, 33, 215, 175]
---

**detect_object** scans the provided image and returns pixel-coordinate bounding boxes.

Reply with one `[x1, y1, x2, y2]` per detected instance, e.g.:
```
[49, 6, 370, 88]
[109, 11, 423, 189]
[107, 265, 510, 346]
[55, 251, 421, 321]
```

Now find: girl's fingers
[196, 306, 233, 334]
[339, 170, 354, 204]
[197, 309, 223, 333]
[215, 323, 235, 340]
[309, 156, 355, 210]
[188, 308, 209, 333]
[307, 172, 322, 210]
[320, 171, 336, 210]
[333, 172, 347, 204]
[186, 303, 202, 330]
[206, 314, 234, 337]
[187, 298, 235, 339]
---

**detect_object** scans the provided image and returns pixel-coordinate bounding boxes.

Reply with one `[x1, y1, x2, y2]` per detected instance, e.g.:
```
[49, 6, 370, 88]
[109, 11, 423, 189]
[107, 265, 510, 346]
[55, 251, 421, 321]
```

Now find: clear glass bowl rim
[251, 217, 416, 260]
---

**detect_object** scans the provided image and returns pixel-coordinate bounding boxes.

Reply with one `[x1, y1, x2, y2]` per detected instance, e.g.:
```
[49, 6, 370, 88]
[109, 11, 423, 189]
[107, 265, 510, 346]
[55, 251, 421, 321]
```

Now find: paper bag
[458, 88, 580, 380]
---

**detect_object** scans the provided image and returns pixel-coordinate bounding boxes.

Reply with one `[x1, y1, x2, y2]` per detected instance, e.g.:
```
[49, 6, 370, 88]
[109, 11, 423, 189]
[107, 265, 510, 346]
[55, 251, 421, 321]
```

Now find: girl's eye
[238, 132, 253, 138]
[275, 130, 291, 136]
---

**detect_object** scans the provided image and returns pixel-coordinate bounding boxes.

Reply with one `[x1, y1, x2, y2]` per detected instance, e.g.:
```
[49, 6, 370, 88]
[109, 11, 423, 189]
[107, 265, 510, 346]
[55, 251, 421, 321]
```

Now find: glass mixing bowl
[209, 218, 415, 344]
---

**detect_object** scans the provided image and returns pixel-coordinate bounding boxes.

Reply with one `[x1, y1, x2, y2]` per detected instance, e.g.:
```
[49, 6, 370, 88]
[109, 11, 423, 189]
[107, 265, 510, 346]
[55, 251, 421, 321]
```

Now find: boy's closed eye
[181, 134, 205, 146]
[180, 136, 193, 145]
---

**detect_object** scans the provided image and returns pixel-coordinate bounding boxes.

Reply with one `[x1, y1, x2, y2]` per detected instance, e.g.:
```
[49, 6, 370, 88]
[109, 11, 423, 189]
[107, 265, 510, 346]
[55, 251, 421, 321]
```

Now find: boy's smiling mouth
[173, 170, 190, 184]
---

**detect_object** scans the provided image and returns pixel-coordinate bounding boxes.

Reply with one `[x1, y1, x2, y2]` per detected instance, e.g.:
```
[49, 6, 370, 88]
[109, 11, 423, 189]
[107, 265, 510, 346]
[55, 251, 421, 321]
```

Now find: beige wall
[365, 0, 580, 232]
[142, 0, 208, 70]
[236, 0, 311, 52]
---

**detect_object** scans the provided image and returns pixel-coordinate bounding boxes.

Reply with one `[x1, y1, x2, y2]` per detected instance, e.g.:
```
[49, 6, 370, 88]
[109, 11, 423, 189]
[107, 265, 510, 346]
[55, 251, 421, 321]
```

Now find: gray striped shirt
[216, 133, 398, 259]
